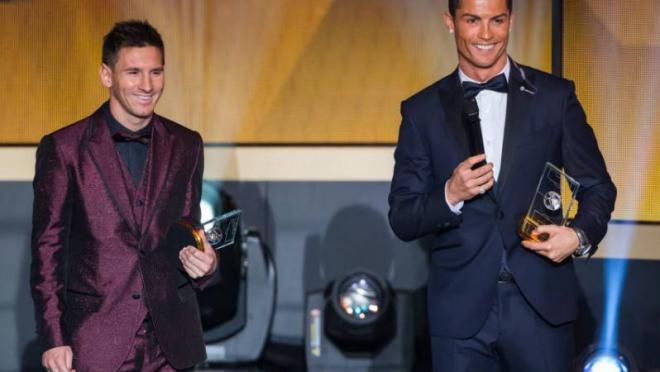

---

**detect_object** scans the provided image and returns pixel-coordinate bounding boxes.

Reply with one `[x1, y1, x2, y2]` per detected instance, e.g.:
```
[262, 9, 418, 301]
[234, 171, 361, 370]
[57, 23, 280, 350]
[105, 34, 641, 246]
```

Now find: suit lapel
[497, 61, 535, 198]
[84, 108, 140, 240]
[438, 70, 470, 160]
[140, 116, 174, 236]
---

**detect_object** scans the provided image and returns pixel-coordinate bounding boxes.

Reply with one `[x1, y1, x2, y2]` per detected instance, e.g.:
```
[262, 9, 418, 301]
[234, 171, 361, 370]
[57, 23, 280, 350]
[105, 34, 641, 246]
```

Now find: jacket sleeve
[180, 133, 220, 289]
[180, 133, 204, 224]
[30, 135, 72, 350]
[388, 102, 461, 242]
[561, 81, 617, 254]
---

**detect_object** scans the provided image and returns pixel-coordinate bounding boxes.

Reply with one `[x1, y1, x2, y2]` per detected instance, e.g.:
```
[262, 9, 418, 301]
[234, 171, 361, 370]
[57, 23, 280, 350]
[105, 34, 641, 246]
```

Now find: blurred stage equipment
[305, 269, 414, 371]
[195, 184, 277, 365]
[578, 344, 638, 372]
[323, 270, 394, 353]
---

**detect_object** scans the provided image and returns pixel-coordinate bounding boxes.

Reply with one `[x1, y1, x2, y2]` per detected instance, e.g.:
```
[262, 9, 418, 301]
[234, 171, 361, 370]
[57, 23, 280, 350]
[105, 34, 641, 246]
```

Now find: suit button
[137, 199, 144, 207]
[132, 293, 141, 300]
[497, 211, 504, 220]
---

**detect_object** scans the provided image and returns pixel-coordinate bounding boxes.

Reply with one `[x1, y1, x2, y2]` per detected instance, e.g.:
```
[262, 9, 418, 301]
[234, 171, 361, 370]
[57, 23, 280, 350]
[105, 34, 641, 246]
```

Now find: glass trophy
[176, 209, 242, 251]
[519, 163, 580, 242]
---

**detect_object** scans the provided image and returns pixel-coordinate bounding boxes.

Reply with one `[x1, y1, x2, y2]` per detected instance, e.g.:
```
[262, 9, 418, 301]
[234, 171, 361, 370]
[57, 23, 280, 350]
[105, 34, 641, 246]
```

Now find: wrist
[445, 182, 459, 205]
[572, 227, 592, 257]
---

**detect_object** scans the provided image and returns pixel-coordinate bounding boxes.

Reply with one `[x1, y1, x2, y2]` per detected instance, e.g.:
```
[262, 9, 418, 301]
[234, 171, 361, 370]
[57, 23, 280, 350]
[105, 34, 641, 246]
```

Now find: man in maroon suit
[31, 20, 218, 372]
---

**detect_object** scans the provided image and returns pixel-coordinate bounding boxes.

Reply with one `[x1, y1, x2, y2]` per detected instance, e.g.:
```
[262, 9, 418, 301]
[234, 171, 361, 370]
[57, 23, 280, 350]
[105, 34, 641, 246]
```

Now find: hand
[42, 345, 75, 372]
[179, 229, 218, 278]
[446, 154, 495, 204]
[521, 225, 580, 263]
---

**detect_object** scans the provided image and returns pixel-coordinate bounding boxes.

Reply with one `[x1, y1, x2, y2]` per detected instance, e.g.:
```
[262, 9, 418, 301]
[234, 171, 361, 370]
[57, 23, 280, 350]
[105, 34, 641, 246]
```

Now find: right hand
[42, 345, 75, 372]
[179, 229, 218, 279]
[446, 154, 495, 205]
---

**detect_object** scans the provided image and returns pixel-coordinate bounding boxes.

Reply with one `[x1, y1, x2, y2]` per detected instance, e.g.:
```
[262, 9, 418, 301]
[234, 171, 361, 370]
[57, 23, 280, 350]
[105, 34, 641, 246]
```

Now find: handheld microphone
[462, 98, 487, 169]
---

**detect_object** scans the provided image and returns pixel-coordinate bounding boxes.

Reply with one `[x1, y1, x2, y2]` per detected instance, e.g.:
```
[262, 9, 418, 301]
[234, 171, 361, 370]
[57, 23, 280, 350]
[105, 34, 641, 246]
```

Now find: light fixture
[323, 270, 395, 354]
[196, 183, 244, 334]
[580, 346, 637, 372]
[194, 184, 277, 365]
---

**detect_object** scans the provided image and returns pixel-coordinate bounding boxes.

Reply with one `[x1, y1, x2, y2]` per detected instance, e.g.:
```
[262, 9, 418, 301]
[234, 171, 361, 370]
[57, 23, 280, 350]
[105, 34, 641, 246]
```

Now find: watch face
[572, 227, 591, 256]
[574, 246, 589, 257]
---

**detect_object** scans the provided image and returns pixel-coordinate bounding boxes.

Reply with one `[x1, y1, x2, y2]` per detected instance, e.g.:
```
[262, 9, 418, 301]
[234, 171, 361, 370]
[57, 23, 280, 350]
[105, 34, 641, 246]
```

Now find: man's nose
[479, 23, 493, 40]
[139, 75, 153, 92]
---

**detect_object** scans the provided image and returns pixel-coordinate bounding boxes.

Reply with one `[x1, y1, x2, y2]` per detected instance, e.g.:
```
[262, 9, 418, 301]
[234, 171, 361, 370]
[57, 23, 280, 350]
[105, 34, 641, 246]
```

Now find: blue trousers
[431, 280, 574, 372]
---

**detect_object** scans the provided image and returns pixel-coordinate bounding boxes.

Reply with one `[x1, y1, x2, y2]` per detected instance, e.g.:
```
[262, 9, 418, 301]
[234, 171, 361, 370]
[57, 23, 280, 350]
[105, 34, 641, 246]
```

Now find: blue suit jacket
[388, 61, 616, 338]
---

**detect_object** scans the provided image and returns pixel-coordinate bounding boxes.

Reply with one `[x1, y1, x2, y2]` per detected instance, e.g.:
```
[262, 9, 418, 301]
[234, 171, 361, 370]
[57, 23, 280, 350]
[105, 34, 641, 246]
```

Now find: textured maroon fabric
[31, 105, 218, 371]
[117, 317, 193, 372]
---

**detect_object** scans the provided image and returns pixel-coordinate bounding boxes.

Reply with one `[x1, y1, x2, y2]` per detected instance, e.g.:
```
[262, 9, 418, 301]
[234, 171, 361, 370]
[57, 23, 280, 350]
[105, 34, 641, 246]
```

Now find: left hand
[521, 225, 580, 263]
[179, 229, 218, 278]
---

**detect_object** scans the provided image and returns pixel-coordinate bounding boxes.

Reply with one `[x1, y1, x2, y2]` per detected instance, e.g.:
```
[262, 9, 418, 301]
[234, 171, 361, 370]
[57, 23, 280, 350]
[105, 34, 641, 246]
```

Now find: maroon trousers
[118, 317, 194, 372]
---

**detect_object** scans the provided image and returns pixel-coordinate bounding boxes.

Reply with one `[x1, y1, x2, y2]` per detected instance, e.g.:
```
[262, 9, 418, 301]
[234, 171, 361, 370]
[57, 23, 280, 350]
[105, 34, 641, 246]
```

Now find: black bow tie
[112, 131, 151, 145]
[462, 74, 508, 100]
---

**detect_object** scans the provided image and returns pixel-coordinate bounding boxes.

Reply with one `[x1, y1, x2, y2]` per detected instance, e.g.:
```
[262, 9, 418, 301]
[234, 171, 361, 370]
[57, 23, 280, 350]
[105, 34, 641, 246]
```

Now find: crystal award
[175, 209, 242, 251]
[519, 163, 580, 242]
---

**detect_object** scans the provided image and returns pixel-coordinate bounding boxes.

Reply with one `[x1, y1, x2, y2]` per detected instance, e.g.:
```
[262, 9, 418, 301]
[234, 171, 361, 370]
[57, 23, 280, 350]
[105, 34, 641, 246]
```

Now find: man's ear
[99, 64, 112, 88]
[443, 10, 455, 34]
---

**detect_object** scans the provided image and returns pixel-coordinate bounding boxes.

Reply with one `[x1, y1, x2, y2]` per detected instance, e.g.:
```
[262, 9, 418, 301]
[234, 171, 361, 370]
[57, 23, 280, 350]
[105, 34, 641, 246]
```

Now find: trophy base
[518, 216, 550, 242]
[174, 220, 205, 251]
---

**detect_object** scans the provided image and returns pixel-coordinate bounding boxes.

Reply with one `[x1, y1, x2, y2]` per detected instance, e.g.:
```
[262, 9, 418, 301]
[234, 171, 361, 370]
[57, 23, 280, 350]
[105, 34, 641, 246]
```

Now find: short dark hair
[448, 0, 513, 17]
[102, 20, 164, 67]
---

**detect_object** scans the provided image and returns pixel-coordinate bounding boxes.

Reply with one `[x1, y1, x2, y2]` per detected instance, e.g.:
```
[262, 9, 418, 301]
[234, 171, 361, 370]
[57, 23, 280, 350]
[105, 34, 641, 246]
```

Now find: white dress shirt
[446, 61, 510, 214]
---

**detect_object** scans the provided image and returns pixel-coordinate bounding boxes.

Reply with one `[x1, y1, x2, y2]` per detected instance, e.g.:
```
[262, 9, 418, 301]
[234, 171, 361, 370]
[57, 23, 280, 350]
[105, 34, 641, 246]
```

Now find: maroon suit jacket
[31, 105, 214, 371]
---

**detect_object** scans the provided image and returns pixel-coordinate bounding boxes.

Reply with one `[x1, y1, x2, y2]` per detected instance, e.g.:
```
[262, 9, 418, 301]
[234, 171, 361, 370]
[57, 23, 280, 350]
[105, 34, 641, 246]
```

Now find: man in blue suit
[388, 0, 616, 371]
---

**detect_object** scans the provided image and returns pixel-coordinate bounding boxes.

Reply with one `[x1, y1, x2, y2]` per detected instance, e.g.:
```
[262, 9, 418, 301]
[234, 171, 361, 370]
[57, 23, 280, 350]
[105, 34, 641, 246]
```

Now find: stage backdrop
[0, 0, 551, 144]
[564, 0, 660, 222]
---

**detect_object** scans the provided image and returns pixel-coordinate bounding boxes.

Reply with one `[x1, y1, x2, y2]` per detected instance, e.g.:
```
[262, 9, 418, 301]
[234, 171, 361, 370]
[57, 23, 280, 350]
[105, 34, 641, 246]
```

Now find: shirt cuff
[445, 181, 464, 215]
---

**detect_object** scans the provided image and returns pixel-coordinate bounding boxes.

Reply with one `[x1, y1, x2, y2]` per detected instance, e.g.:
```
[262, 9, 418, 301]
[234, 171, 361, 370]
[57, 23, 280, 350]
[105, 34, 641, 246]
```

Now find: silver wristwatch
[572, 227, 592, 257]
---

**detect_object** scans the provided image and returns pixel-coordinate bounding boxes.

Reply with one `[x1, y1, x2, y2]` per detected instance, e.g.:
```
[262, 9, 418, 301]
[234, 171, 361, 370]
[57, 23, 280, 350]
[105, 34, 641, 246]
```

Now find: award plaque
[519, 163, 579, 242]
[174, 209, 242, 251]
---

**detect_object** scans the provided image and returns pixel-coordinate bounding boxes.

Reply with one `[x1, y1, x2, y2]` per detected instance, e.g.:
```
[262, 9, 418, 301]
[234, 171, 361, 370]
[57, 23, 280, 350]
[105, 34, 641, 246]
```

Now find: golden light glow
[564, 0, 660, 221]
[0, 0, 551, 144]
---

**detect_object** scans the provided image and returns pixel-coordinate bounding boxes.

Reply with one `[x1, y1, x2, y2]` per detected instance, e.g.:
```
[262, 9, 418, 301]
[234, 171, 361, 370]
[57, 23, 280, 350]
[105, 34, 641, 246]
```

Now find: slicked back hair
[448, 0, 513, 17]
[102, 20, 164, 68]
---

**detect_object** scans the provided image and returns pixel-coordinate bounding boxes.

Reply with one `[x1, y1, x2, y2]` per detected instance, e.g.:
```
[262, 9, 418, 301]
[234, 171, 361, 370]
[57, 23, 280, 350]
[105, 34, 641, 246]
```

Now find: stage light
[584, 352, 628, 372]
[323, 270, 395, 354]
[196, 183, 243, 333]
[195, 185, 277, 365]
[580, 347, 637, 372]
[304, 269, 415, 370]
[336, 273, 385, 323]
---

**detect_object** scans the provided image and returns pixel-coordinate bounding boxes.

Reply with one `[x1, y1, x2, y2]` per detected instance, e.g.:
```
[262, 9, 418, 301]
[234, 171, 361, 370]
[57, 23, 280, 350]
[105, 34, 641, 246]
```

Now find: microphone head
[462, 98, 480, 121]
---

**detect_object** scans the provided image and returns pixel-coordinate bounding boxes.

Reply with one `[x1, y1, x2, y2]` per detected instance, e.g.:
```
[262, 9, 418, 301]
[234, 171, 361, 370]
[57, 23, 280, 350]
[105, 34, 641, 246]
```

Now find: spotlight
[324, 270, 395, 353]
[194, 184, 277, 365]
[584, 351, 628, 372]
[304, 268, 415, 371]
[579, 346, 637, 372]
[337, 275, 383, 321]
[196, 184, 244, 334]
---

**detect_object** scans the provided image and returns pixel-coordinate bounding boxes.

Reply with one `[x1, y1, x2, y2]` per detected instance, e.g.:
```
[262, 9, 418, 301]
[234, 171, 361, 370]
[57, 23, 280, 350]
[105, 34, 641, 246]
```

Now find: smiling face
[100, 46, 164, 130]
[444, 0, 514, 82]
